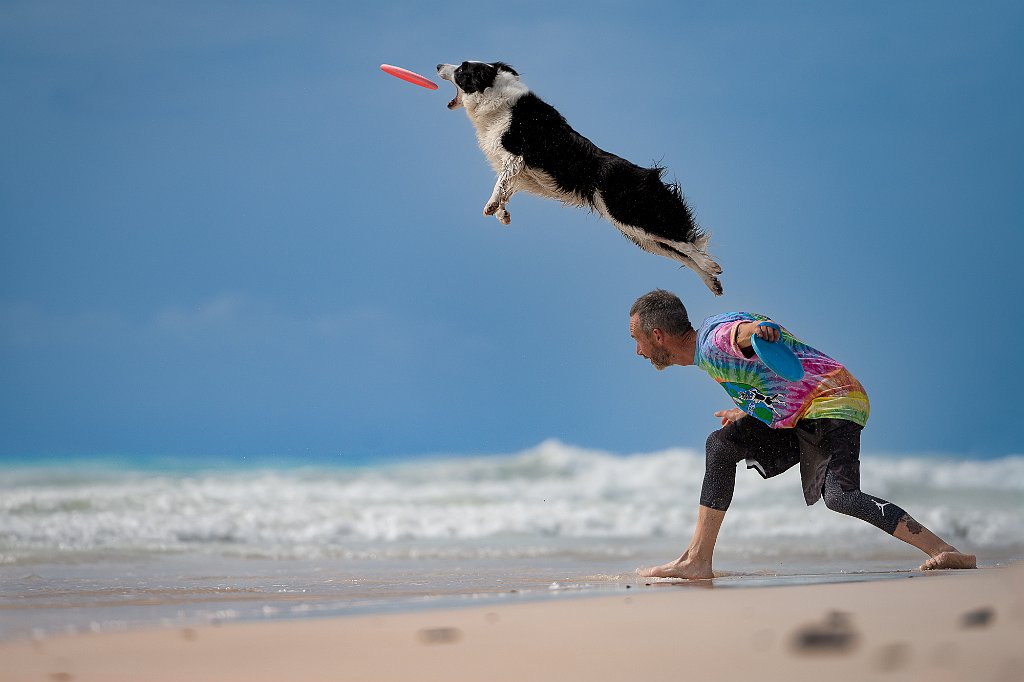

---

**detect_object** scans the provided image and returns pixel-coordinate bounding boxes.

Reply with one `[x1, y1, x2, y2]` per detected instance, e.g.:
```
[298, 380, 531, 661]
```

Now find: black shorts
[718, 417, 863, 505]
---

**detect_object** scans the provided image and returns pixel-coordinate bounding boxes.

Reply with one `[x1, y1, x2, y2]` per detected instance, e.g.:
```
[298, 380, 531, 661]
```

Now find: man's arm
[732, 321, 781, 358]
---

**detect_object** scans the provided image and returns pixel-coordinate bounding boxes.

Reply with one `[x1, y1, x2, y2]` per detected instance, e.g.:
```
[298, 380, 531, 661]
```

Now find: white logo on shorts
[874, 501, 891, 517]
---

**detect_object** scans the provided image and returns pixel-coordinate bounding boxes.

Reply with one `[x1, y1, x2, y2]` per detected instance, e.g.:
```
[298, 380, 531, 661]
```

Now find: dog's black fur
[438, 61, 722, 294]
[503, 94, 704, 244]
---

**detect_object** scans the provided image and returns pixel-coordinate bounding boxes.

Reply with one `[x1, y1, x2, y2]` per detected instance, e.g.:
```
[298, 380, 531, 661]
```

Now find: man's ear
[650, 328, 664, 343]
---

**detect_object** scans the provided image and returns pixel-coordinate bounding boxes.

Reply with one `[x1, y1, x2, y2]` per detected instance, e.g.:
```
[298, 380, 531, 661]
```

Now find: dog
[437, 61, 723, 295]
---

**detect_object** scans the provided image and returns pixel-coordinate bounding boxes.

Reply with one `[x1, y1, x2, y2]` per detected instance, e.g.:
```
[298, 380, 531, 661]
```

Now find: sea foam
[2, 440, 1021, 565]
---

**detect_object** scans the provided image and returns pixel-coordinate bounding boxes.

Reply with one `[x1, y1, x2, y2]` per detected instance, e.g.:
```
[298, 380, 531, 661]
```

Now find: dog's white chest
[464, 102, 512, 168]
[468, 109, 514, 172]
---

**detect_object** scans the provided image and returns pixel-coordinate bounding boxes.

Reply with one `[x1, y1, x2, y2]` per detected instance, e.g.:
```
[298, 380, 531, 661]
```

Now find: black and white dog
[437, 61, 723, 295]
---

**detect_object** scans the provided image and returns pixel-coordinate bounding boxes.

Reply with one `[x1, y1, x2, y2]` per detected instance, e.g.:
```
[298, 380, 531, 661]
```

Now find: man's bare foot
[920, 550, 977, 571]
[637, 558, 713, 580]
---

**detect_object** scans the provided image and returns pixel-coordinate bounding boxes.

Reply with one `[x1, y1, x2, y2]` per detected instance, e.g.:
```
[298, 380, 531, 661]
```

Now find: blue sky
[2, 1, 1022, 462]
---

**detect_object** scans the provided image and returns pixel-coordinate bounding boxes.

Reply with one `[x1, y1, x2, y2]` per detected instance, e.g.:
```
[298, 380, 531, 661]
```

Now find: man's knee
[705, 429, 739, 467]
[700, 429, 742, 511]
[821, 479, 904, 535]
[821, 482, 850, 513]
[821, 472, 864, 511]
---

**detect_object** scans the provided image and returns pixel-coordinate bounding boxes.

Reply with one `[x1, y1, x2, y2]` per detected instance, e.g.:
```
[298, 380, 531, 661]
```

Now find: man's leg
[638, 421, 798, 579]
[894, 514, 977, 570]
[819, 424, 976, 570]
[637, 504, 724, 579]
[822, 475, 976, 570]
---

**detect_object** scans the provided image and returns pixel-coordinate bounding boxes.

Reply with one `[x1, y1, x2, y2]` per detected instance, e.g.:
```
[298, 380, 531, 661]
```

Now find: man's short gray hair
[629, 289, 693, 337]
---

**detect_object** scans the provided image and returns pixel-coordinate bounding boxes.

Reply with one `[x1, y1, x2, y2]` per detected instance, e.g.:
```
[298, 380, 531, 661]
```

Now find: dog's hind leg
[484, 154, 524, 226]
[592, 194, 724, 295]
[652, 242, 723, 296]
[632, 235, 723, 296]
[622, 229, 724, 295]
[654, 236, 723, 276]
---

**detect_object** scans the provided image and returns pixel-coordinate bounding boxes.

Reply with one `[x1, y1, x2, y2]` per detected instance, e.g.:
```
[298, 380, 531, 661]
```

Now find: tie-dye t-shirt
[694, 312, 869, 428]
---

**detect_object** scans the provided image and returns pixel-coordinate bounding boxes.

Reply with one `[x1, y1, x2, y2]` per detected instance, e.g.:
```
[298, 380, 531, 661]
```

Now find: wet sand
[2, 564, 1020, 682]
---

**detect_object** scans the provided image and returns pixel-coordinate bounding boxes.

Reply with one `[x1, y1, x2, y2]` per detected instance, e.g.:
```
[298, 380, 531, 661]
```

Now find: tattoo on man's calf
[900, 513, 923, 535]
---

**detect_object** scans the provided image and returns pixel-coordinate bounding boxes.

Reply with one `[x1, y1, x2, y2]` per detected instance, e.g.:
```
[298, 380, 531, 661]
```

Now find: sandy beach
[2, 563, 1020, 682]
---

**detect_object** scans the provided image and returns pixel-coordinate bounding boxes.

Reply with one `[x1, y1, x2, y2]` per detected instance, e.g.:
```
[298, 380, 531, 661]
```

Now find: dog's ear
[454, 61, 498, 94]
[492, 62, 518, 77]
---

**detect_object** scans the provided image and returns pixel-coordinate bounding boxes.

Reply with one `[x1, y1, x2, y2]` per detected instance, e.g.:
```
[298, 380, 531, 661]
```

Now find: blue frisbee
[750, 322, 805, 382]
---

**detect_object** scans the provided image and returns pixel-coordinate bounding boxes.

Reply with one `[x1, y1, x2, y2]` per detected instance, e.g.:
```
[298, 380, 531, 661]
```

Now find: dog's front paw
[483, 201, 499, 216]
[496, 207, 511, 225]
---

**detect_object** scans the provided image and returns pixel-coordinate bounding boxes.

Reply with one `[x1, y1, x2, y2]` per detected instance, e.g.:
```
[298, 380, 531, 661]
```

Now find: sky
[1, 1, 1022, 463]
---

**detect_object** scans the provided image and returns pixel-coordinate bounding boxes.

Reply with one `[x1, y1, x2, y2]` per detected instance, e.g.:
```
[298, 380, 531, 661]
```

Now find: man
[628, 289, 976, 579]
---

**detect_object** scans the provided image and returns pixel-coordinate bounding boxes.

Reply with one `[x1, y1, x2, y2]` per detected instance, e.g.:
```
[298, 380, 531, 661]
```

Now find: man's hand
[735, 321, 780, 350]
[714, 408, 747, 426]
[754, 322, 781, 342]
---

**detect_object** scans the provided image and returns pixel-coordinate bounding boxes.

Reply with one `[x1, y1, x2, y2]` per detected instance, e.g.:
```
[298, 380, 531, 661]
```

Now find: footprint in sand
[790, 611, 860, 655]
[417, 627, 463, 645]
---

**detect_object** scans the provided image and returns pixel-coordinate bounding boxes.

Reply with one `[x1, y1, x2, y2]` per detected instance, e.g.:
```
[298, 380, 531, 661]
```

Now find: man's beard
[649, 346, 672, 371]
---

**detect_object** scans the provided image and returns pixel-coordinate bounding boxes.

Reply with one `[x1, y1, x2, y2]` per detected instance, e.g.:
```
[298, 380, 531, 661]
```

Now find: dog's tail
[651, 164, 709, 246]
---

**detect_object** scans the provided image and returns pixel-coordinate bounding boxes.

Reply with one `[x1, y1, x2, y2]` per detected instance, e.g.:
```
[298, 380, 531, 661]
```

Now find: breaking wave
[2, 440, 1022, 565]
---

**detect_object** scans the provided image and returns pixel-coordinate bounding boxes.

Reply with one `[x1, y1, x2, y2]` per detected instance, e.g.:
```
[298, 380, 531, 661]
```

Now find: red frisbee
[380, 64, 438, 90]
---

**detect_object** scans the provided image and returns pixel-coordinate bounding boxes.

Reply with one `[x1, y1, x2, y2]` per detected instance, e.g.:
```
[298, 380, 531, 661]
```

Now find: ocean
[2, 439, 1021, 640]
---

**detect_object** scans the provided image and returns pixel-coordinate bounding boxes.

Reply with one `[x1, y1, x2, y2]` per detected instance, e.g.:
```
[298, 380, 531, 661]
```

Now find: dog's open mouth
[446, 89, 463, 110]
[437, 65, 464, 110]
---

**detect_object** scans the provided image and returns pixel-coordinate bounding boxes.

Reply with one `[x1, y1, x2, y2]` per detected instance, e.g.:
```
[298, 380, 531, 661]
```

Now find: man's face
[629, 314, 672, 371]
